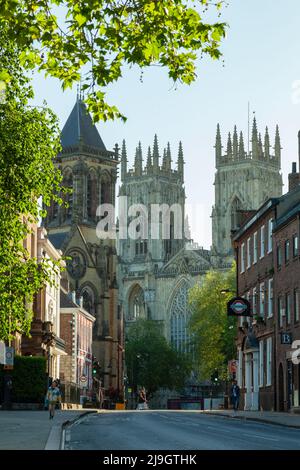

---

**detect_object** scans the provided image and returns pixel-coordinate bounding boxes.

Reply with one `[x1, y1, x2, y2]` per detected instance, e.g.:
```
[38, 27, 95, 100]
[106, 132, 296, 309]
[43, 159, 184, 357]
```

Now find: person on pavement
[47, 380, 62, 419]
[137, 387, 148, 410]
[230, 379, 240, 412]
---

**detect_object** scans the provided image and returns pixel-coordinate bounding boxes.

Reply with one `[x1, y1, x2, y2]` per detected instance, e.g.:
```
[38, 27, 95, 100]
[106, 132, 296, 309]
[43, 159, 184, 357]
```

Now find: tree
[0, 27, 65, 341]
[125, 319, 191, 396]
[188, 264, 237, 381]
[0, 1, 228, 121]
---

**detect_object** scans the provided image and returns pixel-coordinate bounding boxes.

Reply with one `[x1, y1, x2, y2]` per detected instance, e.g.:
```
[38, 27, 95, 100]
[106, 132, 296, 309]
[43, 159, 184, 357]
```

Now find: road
[65, 410, 300, 450]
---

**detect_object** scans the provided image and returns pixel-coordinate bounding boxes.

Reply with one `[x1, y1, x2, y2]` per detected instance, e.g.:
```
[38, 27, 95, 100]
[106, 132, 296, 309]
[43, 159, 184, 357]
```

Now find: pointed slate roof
[48, 232, 69, 250]
[61, 99, 107, 151]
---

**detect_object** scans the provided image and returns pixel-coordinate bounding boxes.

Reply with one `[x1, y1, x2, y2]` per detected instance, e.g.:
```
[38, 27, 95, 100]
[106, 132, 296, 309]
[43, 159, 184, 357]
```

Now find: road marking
[242, 433, 279, 441]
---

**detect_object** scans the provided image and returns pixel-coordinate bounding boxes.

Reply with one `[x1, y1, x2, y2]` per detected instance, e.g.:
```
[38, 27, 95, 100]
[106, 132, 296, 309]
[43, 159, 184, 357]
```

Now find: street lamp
[104, 335, 123, 395]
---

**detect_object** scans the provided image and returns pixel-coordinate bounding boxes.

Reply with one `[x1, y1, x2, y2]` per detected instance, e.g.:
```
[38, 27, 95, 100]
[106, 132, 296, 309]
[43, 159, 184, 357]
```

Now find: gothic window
[100, 175, 111, 205]
[87, 171, 97, 220]
[80, 286, 95, 315]
[170, 281, 191, 353]
[164, 212, 174, 259]
[135, 240, 148, 257]
[128, 285, 145, 321]
[62, 169, 73, 222]
[231, 196, 242, 230]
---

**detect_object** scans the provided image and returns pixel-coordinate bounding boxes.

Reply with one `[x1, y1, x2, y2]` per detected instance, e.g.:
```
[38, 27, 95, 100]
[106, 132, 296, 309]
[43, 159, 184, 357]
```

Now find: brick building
[233, 198, 278, 410]
[273, 184, 300, 412]
[232, 151, 300, 411]
[22, 227, 66, 380]
[60, 287, 95, 403]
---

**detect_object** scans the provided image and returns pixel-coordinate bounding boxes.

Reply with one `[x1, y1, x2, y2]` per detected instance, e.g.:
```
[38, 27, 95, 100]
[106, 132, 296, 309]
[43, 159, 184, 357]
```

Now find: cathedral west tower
[118, 136, 212, 354]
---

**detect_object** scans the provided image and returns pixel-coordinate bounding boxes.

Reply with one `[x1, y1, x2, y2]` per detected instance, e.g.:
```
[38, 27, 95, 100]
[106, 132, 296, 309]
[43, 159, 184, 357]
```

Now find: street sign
[5, 347, 14, 366]
[281, 333, 292, 345]
[80, 375, 88, 387]
[227, 297, 251, 317]
[228, 360, 237, 374]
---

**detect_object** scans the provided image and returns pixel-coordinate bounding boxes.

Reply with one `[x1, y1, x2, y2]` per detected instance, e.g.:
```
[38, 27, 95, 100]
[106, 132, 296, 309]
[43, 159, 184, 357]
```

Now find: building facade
[44, 97, 121, 390]
[233, 199, 278, 411]
[21, 227, 66, 381]
[60, 287, 95, 403]
[212, 120, 283, 264]
[273, 184, 300, 412]
[233, 153, 300, 412]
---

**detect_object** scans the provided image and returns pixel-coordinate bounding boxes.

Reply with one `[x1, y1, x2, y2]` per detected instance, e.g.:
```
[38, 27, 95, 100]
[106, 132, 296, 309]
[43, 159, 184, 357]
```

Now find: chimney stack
[288, 161, 299, 192]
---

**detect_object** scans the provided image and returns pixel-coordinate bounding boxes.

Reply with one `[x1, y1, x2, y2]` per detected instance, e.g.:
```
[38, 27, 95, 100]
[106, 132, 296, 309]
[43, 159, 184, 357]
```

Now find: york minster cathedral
[118, 119, 283, 352]
[45, 95, 283, 370]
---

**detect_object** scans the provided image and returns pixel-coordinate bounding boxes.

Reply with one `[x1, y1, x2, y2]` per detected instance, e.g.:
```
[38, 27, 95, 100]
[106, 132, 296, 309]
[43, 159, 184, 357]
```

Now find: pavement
[201, 409, 300, 428]
[0, 409, 97, 450]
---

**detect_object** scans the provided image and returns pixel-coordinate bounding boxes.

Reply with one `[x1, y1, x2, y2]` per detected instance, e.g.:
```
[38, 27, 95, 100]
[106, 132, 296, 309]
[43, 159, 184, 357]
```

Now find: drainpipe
[235, 244, 239, 296]
[273, 204, 278, 411]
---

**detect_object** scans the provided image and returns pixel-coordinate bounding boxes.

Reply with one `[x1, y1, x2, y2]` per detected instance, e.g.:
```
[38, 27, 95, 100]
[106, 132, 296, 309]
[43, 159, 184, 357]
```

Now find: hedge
[0, 356, 47, 403]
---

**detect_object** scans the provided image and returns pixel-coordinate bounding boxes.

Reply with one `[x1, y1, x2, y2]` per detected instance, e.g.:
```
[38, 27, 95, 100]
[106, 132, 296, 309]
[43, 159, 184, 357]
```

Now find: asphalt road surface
[65, 411, 300, 450]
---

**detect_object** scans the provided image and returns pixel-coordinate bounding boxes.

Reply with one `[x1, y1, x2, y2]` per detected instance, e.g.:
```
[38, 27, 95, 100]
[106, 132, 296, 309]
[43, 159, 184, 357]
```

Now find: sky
[31, 0, 300, 249]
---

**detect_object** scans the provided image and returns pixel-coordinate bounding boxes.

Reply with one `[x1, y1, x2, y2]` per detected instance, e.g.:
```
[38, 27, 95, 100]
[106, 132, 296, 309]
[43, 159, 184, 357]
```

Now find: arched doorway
[278, 363, 285, 411]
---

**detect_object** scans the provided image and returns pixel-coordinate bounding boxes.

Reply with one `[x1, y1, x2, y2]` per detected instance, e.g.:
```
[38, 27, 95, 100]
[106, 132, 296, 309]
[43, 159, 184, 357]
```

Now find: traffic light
[211, 369, 219, 384]
[92, 360, 101, 379]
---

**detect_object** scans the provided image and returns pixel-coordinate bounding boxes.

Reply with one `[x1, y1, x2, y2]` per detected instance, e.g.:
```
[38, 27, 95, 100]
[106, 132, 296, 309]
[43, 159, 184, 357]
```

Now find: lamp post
[104, 336, 123, 396]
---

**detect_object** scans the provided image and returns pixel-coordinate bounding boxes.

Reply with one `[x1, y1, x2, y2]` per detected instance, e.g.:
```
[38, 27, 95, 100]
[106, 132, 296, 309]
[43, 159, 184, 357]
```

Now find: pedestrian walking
[230, 380, 240, 412]
[47, 380, 62, 419]
[136, 387, 148, 410]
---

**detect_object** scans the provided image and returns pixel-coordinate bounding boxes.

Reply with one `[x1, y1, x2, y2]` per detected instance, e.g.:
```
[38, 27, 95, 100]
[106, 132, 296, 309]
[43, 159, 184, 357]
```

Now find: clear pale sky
[31, 0, 300, 249]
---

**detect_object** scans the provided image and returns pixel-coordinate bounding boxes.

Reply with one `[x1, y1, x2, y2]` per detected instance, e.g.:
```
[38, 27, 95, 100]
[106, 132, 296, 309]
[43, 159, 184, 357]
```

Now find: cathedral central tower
[211, 119, 283, 262]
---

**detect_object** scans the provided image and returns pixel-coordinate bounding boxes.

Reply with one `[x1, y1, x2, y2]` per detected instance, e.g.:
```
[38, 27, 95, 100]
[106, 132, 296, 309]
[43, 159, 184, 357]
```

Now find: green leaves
[189, 264, 237, 381]
[0, 0, 227, 122]
[0, 27, 65, 341]
[0, 69, 11, 83]
[74, 13, 87, 27]
[126, 319, 191, 395]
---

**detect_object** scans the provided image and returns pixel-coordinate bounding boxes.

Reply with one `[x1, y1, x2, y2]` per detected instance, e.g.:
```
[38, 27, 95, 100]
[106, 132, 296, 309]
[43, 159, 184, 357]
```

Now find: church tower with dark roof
[44, 97, 122, 391]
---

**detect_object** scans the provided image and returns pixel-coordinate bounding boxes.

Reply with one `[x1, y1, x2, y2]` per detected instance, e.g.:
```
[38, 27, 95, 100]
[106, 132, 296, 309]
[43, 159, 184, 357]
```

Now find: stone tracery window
[128, 285, 145, 321]
[170, 282, 191, 353]
[100, 175, 111, 205]
[81, 286, 95, 315]
[87, 171, 97, 220]
[231, 196, 242, 230]
[62, 169, 73, 221]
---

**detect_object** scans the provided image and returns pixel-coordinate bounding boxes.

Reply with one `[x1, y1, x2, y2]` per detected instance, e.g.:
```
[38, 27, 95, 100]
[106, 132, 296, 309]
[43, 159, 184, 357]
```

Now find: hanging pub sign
[227, 297, 251, 317]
